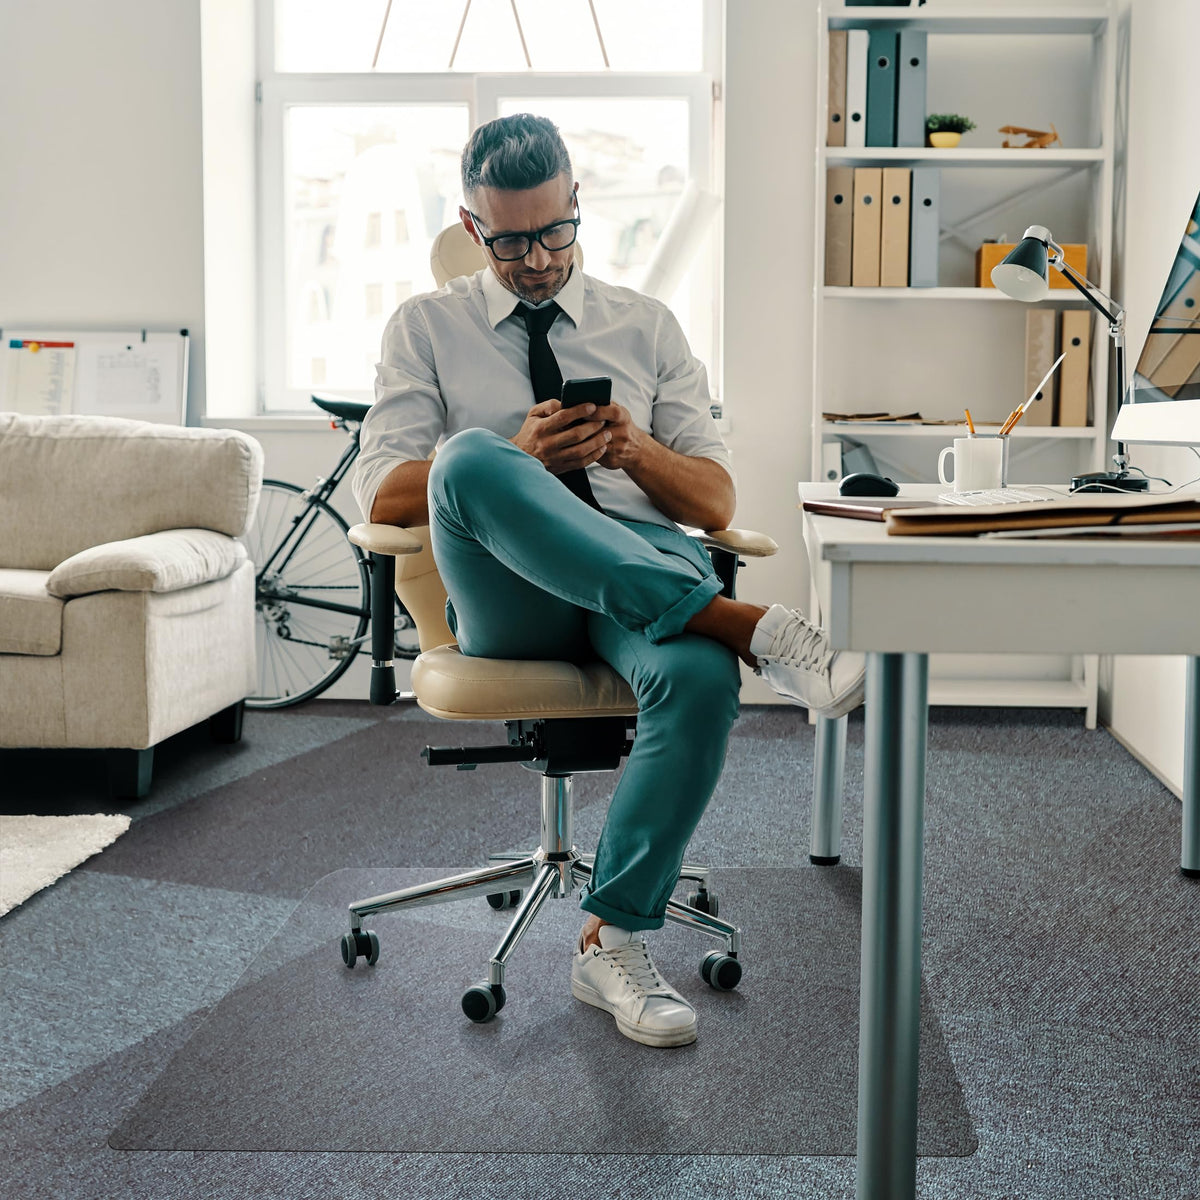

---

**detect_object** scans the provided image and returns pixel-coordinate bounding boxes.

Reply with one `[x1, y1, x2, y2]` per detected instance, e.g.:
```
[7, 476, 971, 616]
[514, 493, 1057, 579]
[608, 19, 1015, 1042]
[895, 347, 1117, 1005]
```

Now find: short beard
[501, 264, 569, 305]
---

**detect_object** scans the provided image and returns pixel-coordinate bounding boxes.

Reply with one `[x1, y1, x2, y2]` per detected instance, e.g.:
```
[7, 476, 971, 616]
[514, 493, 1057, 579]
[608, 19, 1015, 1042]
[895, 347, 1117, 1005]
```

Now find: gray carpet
[1, 701, 1197, 1199]
[110, 867, 975, 1156]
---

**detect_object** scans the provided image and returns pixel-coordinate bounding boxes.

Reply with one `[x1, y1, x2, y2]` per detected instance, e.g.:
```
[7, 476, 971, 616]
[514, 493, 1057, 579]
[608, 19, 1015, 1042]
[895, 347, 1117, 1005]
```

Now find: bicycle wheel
[245, 480, 370, 709]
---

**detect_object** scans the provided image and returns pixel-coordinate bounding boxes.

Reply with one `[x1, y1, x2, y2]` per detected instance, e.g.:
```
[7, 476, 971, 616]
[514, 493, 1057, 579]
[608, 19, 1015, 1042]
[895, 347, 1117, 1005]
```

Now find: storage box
[976, 241, 1087, 289]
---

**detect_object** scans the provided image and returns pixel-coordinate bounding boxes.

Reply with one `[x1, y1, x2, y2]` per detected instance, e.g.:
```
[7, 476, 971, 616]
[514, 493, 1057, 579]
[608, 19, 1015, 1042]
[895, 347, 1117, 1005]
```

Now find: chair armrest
[347, 523, 425, 557]
[45, 529, 247, 598]
[688, 527, 778, 558]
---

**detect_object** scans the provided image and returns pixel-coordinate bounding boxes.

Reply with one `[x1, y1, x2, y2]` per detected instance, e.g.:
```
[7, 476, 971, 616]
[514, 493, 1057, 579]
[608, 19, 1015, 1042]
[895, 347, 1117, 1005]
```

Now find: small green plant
[926, 113, 976, 135]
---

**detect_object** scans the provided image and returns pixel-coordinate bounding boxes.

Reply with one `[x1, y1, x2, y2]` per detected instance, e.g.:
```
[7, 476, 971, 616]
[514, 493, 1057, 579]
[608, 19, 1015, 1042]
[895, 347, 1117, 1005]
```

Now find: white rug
[0, 813, 132, 916]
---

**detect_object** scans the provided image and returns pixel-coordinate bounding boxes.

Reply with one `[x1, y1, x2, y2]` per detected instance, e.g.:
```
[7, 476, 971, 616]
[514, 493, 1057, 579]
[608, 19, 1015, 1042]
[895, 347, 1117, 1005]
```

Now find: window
[259, 0, 723, 412]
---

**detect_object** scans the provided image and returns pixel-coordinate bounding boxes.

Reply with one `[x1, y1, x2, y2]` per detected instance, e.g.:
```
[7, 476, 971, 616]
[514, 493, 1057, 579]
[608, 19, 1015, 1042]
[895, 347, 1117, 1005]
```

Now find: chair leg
[348, 858, 540, 929]
[107, 747, 154, 800]
[484, 862, 563, 988]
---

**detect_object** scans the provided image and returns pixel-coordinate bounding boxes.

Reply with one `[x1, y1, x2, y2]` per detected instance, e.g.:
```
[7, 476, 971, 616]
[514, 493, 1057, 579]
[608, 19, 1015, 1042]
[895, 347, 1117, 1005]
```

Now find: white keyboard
[937, 486, 1060, 506]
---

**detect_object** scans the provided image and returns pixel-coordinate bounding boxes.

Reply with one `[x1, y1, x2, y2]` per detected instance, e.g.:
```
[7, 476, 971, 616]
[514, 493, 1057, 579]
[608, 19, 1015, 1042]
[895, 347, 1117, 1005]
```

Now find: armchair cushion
[46, 529, 249, 599]
[0, 569, 63, 656]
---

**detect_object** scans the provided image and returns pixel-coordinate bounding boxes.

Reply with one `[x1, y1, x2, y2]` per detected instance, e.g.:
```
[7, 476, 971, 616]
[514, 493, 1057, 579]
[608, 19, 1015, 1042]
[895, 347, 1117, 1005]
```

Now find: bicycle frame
[255, 421, 368, 623]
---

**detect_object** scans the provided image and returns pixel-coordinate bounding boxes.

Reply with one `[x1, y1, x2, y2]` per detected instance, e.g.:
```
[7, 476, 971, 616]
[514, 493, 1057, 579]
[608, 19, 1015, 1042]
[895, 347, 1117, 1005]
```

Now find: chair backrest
[429, 222, 584, 288]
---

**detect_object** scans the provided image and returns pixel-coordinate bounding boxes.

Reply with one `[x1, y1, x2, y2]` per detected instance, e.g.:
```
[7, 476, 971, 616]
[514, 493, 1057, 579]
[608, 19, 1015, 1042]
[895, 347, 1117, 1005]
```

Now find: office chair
[340, 223, 777, 1024]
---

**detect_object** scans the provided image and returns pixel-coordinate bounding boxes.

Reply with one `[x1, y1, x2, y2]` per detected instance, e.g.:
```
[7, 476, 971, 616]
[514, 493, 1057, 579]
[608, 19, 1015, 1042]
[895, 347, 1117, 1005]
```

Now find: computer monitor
[1112, 187, 1200, 446]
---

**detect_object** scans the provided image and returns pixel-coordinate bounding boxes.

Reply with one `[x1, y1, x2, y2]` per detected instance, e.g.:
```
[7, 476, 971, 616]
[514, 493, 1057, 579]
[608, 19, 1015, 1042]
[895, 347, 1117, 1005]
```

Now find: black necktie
[516, 302, 603, 512]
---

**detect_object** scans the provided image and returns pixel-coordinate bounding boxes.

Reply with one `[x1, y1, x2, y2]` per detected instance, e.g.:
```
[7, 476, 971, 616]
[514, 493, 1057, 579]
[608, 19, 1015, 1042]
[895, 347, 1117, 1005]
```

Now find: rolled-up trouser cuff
[578, 884, 665, 933]
[642, 572, 723, 645]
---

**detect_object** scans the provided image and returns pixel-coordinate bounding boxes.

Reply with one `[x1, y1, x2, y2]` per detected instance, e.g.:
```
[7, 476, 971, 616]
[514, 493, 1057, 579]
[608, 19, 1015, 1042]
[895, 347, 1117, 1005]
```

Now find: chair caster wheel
[341, 929, 379, 968]
[462, 982, 506, 1022]
[701, 951, 741, 991]
[486, 889, 523, 910]
[688, 889, 719, 916]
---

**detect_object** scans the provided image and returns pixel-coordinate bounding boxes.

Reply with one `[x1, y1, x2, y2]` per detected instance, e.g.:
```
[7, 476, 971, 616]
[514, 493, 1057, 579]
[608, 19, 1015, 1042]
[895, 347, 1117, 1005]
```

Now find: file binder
[866, 30, 899, 147]
[821, 440, 843, 483]
[1058, 309, 1092, 426]
[827, 30, 847, 147]
[851, 168, 883, 287]
[896, 30, 927, 147]
[880, 168, 911, 287]
[825, 167, 855, 287]
[908, 167, 939, 287]
[845, 29, 868, 149]
[1022, 308, 1058, 426]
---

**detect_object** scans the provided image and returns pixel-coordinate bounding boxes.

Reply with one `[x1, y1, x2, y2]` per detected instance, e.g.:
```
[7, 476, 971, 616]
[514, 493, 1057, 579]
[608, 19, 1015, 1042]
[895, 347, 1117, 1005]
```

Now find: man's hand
[510, 400, 611, 475]
[593, 401, 648, 471]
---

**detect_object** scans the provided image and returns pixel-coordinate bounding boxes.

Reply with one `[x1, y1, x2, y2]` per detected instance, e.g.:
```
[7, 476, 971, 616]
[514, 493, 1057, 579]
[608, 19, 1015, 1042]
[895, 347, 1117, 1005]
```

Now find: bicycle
[244, 394, 420, 709]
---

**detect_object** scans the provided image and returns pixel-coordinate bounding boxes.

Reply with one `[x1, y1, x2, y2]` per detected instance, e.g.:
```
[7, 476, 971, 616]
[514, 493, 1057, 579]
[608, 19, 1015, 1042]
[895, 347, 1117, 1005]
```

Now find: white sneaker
[750, 604, 866, 718]
[571, 925, 698, 1047]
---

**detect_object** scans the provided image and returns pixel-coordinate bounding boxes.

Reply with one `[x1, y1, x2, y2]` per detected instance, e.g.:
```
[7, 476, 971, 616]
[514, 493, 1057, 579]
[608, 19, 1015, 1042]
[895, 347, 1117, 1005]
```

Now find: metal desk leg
[811, 714, 847, 865]
[857, 652, 929, 1200]
[1183, 656, 1200, 878]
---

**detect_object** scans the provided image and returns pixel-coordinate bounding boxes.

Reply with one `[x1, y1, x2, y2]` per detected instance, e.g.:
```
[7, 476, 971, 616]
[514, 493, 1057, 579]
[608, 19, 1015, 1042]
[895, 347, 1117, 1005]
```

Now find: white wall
[0, 0, 208, 423]
[1101, 0, 1200, 795]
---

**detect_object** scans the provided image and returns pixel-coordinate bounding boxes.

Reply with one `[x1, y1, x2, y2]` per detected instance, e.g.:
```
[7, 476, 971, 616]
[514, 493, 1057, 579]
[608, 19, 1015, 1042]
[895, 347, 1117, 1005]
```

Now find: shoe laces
[597, 940, 673, 997]
[762, 612, 833, 674]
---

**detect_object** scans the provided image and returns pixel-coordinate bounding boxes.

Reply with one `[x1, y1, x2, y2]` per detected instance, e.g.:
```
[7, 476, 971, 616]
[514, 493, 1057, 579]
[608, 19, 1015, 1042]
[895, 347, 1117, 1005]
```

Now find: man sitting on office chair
[354, 113, 864, 1049]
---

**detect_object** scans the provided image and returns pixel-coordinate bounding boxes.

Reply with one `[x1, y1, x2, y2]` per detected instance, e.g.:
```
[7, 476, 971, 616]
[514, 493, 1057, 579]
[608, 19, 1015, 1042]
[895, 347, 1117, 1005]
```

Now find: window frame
[257, 1, 723, 414]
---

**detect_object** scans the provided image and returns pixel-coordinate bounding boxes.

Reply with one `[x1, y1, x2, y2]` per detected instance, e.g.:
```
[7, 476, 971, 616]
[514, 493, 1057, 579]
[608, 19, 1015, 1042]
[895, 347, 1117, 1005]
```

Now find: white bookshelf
[811, 2, 1118, 726]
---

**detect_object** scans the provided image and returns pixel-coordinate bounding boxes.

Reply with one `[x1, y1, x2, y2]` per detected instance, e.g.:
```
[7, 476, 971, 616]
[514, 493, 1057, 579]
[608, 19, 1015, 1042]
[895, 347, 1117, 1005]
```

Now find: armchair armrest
[688, 528, 778, 558]
[347, 523, 425, 557]
[46, 529, 247, 598]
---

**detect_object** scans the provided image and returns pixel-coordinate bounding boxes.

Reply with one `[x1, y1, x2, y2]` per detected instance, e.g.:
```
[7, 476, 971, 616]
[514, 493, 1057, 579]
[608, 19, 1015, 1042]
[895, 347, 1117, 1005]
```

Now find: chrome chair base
[343, 772, 742, 1012]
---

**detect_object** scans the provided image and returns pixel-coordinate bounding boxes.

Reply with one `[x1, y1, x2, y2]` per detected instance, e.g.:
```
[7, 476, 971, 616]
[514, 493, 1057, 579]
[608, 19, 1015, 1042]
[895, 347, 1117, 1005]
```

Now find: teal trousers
[429, 429, 741, 931]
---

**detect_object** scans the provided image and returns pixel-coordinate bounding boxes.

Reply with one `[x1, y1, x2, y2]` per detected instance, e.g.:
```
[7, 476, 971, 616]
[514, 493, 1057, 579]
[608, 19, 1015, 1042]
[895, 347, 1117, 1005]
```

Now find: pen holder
[938, 435, 1009, 492]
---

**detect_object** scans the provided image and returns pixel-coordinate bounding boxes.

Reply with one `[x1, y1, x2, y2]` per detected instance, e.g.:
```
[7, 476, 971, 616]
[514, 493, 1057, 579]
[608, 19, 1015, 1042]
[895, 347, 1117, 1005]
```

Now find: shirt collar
[480, 264, 584, 330]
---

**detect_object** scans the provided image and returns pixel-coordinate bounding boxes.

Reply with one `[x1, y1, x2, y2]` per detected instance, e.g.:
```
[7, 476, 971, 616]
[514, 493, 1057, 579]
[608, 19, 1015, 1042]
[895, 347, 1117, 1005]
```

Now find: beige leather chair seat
[412, 644, 636, 721]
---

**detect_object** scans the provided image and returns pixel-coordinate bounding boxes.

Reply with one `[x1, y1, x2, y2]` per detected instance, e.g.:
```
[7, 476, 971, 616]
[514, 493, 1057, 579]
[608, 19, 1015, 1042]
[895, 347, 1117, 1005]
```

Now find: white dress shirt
[352, 265, 734, 530]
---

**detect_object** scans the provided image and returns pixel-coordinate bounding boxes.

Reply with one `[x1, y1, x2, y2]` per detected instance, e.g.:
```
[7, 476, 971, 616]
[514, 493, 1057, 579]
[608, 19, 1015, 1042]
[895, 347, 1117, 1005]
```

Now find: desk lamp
[991, 225, 1149, 491]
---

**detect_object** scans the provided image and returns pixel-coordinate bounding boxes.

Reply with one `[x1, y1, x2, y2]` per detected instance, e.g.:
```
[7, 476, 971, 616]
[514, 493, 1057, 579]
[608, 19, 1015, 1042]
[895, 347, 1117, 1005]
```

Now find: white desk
[798, 482, 1200, 1200]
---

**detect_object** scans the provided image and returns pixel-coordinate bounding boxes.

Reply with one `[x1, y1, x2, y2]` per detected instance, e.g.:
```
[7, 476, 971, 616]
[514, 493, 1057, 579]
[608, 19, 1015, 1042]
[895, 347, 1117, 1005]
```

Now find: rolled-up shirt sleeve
[351, 302, 448, 522]
[649, 302, 736, 488]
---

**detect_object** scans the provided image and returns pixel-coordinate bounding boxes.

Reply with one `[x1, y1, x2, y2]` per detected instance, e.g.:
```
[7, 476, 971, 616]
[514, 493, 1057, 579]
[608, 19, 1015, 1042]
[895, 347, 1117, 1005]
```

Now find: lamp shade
[990, 235, 1050, 300]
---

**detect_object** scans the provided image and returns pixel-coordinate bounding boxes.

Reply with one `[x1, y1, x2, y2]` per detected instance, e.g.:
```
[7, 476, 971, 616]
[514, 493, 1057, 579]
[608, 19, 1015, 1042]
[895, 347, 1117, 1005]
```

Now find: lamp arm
[1046, 246, 1131, 469]
[1046, 248, 1123, 328]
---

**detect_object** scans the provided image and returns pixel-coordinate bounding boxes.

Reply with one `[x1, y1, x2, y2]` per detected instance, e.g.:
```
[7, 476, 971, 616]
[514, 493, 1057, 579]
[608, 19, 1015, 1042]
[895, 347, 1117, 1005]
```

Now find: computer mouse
[839, 472, 900, 497]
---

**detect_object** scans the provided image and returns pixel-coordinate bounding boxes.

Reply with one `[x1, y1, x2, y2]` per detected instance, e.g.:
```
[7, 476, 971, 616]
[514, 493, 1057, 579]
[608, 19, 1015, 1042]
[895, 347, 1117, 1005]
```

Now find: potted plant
[925, 113, 975, 148]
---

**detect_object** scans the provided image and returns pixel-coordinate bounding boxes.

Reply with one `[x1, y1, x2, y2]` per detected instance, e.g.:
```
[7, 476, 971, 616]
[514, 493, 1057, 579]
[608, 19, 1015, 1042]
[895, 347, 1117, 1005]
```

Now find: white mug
[938, 436, 1008, 492]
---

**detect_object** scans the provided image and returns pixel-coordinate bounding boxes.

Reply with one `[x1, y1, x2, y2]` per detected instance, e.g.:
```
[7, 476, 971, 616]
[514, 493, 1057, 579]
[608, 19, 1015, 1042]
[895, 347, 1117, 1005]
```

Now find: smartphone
[560, 376, 612, 409]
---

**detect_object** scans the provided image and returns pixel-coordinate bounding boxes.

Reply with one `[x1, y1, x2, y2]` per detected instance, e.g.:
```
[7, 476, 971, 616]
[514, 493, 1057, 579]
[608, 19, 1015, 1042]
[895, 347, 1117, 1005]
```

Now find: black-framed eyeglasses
[468, 197, 581, 262]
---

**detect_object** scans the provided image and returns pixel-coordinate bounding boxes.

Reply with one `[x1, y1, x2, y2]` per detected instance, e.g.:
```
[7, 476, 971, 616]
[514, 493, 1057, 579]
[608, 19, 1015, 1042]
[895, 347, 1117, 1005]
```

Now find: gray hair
[461, 113, 572, 201]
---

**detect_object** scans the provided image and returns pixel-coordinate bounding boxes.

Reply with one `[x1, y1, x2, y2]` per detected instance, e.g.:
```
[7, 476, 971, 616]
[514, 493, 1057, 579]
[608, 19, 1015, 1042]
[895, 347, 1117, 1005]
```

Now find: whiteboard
[0, 329, 189, 425]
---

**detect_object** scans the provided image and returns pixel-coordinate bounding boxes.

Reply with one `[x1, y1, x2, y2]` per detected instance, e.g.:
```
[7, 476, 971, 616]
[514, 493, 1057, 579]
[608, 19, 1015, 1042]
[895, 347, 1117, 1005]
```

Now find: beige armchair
[0, 413, 263, 797]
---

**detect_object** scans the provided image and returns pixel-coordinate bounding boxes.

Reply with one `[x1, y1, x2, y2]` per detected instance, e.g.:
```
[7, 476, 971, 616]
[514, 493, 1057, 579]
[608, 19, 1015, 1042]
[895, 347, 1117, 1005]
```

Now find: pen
[964, 408, 976, 435]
